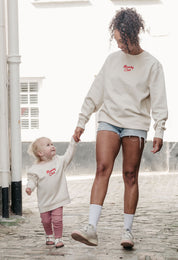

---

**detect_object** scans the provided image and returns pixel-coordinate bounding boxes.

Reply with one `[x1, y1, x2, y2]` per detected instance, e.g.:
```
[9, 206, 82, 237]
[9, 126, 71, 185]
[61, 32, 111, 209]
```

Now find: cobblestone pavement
[0, 172, 178, 260]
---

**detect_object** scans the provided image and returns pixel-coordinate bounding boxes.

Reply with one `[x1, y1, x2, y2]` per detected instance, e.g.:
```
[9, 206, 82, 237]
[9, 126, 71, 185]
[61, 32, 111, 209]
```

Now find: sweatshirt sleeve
[77, 61, 106, 129]
[26, 171, 38, 192]
[62, 137, 77, 171]
[149, 62, 168, 139]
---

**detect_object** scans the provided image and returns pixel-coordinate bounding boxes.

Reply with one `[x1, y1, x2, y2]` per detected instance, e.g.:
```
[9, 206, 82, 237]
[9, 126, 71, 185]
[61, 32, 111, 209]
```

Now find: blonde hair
[28, 137, 46, 162]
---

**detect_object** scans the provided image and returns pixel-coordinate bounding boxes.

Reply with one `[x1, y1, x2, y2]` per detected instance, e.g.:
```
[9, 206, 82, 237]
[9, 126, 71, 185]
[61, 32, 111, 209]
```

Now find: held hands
[151, 137, 163, 154]
[26, 187, 32, 196]
[73, 127, 84, 142]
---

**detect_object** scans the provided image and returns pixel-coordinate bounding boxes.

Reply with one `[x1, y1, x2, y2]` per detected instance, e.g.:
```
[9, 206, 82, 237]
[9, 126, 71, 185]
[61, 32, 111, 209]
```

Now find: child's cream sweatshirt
[26, 138, 77, 213]
[77, 50, 168, 139]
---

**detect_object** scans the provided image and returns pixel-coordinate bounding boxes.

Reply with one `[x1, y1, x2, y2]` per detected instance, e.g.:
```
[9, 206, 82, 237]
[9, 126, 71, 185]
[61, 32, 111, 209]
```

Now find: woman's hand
[151, 137, 163, 154]
[73, 127, 84, 142]
[26, 187, 32, 195]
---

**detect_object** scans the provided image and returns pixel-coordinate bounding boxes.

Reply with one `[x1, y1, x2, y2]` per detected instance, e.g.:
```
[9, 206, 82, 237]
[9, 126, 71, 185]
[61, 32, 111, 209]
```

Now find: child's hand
[26, 187, 32, 195]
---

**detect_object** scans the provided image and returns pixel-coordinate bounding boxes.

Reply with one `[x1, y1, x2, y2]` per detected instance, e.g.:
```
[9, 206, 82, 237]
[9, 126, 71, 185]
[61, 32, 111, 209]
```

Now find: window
[20, 79, 41, 130]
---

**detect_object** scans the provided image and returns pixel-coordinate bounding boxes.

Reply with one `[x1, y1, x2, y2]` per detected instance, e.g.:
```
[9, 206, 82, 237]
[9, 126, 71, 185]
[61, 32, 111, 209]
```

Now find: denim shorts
[97, 121, 147, 140]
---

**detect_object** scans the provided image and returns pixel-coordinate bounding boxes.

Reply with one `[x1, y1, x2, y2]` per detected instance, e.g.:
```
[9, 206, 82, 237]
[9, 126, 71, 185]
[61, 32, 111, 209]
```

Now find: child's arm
[62, 136, 78, 171]
[26, 172, 38, 194]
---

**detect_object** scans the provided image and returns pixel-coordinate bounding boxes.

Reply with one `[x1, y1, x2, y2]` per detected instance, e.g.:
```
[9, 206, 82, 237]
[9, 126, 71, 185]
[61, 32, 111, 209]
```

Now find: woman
[71, 8, 168, 249]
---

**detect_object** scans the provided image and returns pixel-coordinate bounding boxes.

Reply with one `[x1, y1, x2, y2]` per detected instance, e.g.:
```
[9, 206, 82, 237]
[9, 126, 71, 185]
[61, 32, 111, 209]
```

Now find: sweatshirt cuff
[77, 121, 85, 130]
[77, 114, 87, 129]
[71, 136, 78, 144]
[154, 128, 164, 139]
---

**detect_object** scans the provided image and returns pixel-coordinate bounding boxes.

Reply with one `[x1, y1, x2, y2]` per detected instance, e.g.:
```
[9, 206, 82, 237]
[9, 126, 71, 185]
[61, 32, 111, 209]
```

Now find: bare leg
[90, 130, 121, 205]
[71, 130, 121, 246]
[122, 137, 144, 214]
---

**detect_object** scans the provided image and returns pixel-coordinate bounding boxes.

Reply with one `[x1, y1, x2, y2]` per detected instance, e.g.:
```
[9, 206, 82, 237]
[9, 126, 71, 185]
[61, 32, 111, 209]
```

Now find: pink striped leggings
[40, 207, 63, 239]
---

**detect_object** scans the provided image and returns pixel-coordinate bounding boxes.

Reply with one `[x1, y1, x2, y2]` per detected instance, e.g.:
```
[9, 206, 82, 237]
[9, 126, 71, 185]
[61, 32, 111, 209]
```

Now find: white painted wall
[18, 0, 177, 142]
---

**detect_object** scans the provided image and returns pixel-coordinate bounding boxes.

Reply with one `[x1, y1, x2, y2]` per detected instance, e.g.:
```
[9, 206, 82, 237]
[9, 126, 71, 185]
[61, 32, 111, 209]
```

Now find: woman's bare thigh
[96, 130, 121, 175]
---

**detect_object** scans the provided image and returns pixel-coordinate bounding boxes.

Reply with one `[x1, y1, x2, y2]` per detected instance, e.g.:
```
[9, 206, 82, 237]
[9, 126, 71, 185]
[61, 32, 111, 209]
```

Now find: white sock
[89, 204, 102, 230]
[124, 213, 134, 231]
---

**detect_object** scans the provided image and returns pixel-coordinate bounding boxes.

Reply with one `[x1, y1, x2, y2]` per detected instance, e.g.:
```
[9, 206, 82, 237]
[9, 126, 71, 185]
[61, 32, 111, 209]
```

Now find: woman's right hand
[73, 127, 84, 142]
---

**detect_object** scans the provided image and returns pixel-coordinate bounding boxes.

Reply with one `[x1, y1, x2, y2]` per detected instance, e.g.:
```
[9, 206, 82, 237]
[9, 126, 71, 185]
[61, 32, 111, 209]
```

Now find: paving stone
[0, 172, 178, 259]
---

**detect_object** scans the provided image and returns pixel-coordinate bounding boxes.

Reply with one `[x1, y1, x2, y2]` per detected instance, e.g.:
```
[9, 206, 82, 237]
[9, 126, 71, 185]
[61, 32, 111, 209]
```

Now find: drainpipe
[0, 0, 10, 218]
[7, 0, 22, 215]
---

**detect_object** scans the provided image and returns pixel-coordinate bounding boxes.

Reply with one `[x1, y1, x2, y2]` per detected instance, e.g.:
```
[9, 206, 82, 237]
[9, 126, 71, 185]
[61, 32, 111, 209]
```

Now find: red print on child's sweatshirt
[123, 65, 134, 72]
[46, 168, 56, 176]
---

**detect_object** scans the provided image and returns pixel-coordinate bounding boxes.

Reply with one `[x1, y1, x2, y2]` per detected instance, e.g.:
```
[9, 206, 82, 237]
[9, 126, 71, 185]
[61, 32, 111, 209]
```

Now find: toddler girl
[26, 136, 77, 248]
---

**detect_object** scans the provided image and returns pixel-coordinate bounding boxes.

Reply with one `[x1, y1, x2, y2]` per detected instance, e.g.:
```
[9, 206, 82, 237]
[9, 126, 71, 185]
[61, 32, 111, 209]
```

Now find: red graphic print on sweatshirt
[46, 168, 56, 176]
[123, 65, 134, 72]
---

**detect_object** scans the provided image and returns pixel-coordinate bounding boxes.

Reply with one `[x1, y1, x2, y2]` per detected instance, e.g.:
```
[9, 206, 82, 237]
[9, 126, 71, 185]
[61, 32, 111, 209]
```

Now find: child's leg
[51, 207, 63, 239]
[40, 211, 53, 235]
[52, 207, 64, 248]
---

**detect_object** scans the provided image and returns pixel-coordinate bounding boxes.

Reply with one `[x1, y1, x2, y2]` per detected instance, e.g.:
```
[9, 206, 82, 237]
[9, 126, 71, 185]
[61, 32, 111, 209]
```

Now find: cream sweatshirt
[26, 138, 77, 213]
[77, 50, 168, 139]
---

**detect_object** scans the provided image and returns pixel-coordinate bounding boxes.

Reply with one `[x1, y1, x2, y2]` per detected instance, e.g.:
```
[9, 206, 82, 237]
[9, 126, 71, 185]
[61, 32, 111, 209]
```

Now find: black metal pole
[11, 181, 22, 215]
[2, 187, 9, 218]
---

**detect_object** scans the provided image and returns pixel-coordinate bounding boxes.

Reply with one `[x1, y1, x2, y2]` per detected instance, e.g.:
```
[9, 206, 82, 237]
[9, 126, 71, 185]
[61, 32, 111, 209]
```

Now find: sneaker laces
[84, 225, 89, 232]
[124, 229, 134, 239]
[84, 224, 94, 232]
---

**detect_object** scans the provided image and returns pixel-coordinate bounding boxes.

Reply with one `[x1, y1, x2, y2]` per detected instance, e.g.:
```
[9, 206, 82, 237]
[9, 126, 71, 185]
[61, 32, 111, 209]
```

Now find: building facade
[18, 0, 176, 142]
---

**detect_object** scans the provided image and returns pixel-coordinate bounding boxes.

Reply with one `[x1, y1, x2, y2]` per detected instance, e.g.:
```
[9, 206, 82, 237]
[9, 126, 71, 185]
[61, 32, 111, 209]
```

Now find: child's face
[37, 138, 56, 161]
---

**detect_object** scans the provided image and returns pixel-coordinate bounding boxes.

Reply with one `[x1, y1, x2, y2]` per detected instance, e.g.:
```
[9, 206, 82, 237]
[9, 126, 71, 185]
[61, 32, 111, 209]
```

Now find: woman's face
[114, 29, 128, 53]
[114, 29, 137, 54]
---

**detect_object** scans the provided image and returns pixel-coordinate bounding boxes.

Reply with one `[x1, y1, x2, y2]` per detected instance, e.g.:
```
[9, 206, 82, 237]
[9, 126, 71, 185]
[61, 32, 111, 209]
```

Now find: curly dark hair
[109, 8, 145, 52]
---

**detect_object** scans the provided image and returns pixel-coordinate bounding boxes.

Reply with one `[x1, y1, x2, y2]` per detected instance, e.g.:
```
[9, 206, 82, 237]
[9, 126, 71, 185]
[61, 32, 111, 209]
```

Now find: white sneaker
[71, 224, 98, 246]
[121, 229, 134, 249]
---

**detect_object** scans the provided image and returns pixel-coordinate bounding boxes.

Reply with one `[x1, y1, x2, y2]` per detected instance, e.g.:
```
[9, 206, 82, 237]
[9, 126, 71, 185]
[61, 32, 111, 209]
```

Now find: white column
[0, 0, 10, 218]
[7, 0, 22, 215]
